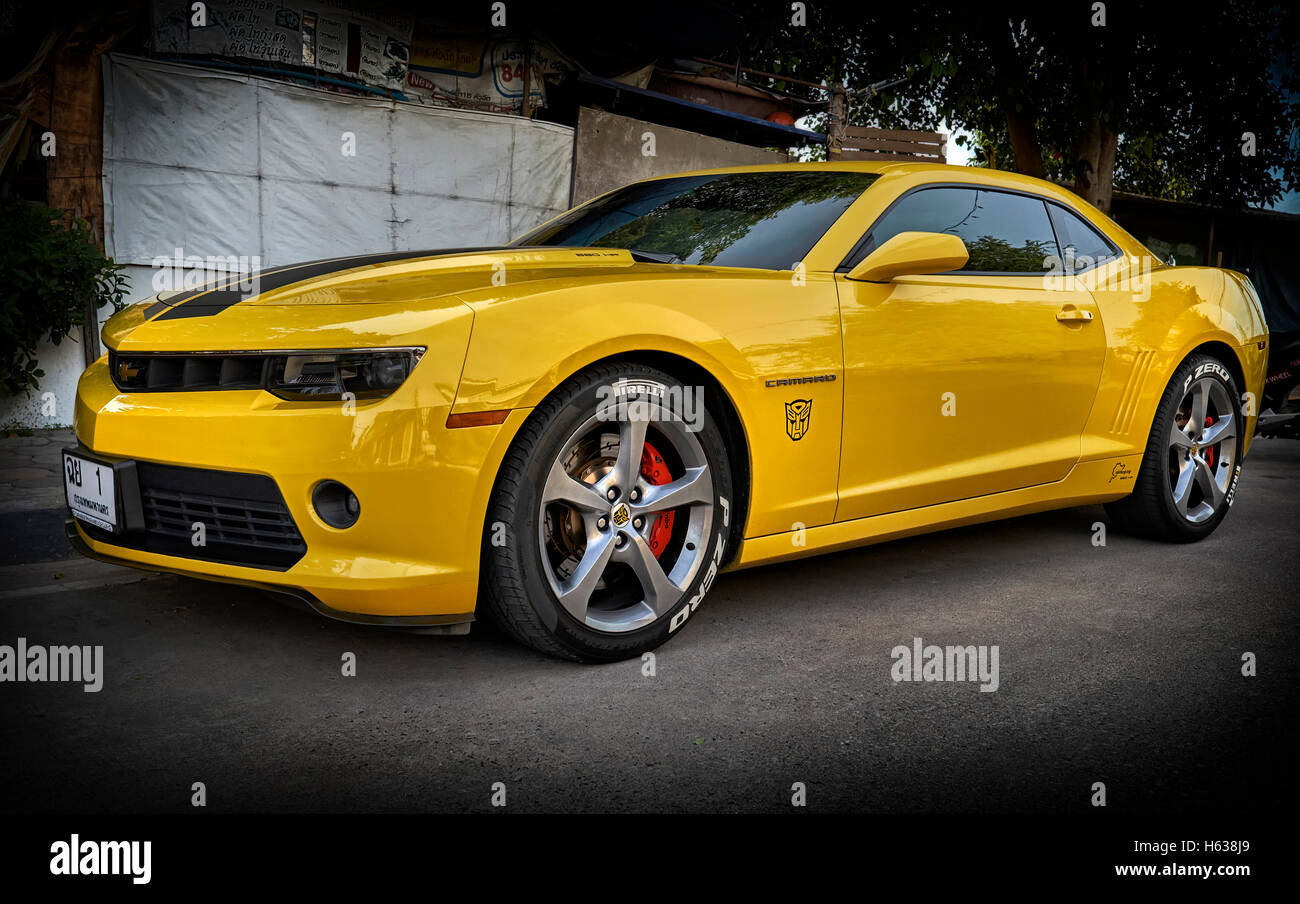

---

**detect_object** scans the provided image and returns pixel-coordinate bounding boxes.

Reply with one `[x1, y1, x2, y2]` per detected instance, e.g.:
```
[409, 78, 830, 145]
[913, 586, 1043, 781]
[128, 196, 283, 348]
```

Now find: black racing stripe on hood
[152, 248, 500, 321]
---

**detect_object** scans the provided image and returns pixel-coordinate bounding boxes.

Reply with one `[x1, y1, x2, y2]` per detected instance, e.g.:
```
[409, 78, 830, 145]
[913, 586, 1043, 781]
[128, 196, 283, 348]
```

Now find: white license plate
[63, 452, 118, 532]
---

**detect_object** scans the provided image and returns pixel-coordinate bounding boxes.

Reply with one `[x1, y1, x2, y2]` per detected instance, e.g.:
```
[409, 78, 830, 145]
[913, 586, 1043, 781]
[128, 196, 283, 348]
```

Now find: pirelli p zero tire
[1105, 353, 1244, 543]
[482, 362, 734, 662]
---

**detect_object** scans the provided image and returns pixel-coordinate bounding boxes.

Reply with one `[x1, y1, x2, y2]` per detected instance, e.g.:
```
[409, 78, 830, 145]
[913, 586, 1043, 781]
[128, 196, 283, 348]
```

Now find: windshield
[513, 171, 879, 270]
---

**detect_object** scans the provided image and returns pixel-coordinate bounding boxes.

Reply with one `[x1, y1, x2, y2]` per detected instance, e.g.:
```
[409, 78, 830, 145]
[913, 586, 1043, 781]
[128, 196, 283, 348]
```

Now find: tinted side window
[1047, 203, 1118, 267]
[852, 187, 1061, 273]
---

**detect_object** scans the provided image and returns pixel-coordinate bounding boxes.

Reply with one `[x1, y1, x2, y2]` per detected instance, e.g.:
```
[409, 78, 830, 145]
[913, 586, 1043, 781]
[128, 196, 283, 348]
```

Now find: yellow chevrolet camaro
[67, 162, 1268, 661]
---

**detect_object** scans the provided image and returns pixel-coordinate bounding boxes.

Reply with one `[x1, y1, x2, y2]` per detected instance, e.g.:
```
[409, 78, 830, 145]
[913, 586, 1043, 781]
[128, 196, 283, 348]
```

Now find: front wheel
[482, 362, 733, 661]
[1105, 353, 1244, 542]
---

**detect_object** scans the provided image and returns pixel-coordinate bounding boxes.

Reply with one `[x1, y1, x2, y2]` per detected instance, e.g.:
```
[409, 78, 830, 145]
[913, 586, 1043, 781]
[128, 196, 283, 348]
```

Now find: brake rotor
[545, 437, 607, 568]
[546, 433, 678, 568]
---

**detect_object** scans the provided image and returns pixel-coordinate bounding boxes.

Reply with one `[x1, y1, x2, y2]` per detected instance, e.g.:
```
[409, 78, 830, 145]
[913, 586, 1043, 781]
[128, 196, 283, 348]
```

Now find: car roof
[647, 160, 1067, 196]
[642, 161, 1152, 259]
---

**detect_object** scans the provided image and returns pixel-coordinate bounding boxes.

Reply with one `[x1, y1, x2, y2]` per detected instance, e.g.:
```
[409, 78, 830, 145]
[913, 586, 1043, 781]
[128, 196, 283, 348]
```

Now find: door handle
[1056, 306, 1093, 323]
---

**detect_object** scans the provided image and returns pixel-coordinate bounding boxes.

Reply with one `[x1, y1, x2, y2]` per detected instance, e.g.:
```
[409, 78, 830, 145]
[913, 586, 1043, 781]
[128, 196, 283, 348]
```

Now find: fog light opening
[313, 480, 360, 528]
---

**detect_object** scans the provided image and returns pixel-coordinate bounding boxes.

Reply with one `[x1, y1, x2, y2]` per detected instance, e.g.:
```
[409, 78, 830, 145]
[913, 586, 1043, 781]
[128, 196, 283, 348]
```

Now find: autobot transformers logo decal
[611, 502, 630, 527]
[785, 399, 812, 441]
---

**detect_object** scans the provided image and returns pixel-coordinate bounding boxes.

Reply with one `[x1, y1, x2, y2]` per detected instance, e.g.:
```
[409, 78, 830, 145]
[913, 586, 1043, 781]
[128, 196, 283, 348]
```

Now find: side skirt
[730, 455, 1142, 570]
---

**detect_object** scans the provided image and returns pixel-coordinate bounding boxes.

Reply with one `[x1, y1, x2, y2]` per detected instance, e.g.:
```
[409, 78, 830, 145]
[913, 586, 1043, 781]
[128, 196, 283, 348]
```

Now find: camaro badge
[785, 399, 812, 441]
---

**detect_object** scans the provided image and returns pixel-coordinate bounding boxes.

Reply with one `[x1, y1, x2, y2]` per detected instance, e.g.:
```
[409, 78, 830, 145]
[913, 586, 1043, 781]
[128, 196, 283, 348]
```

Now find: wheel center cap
[611, 502, 631, 528]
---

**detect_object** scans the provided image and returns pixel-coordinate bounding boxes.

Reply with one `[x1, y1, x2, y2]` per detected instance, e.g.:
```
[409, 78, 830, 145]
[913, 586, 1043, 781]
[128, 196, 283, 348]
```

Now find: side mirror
[846, 231, 969, 282]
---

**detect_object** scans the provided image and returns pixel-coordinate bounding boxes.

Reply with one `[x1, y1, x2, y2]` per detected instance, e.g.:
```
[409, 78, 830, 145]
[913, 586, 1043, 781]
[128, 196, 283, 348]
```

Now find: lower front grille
[82, 460, 306, 570]
[142, 488, 302, 551]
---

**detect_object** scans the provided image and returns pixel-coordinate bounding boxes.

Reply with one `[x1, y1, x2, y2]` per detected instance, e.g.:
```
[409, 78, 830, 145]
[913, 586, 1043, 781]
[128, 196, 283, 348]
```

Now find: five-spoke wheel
[1107, 354, 1244, 541]
[538, 403, 714, 633]
[483, 362, 732, 661]
[1167, 375, 1237, 524]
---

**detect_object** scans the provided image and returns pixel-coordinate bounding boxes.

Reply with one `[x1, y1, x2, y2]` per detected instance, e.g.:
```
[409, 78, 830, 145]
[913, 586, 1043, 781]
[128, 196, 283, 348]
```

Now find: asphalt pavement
[1, 430, 1297, 813]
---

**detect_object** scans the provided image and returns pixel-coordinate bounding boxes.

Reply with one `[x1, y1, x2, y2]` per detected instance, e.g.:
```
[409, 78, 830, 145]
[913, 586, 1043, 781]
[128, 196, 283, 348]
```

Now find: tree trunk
[827, 82, 846, 160]
[50, 33, 108, 366]
[48, 13, 134, 365]
[1071, 116, 1118, 212]
[1095, 124, 1118, 213]
[1073, 116, 1102, 207]
[1005, 107, 1043, 177]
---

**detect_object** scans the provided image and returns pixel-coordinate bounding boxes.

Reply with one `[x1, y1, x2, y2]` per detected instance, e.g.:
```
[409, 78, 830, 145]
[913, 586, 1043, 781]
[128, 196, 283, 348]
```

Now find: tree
[725, 1, 1299, 211]
[0, 200, 127, 395]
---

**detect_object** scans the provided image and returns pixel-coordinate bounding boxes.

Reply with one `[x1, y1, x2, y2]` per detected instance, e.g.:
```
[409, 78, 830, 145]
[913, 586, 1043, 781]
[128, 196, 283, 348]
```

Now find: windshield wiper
[627, 249, 682, 264]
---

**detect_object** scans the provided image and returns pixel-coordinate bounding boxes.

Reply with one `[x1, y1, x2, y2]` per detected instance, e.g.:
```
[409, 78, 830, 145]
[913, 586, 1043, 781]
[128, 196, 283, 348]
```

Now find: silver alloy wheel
[537, 396, 714, 633]
[1167, 376, 1237, 524]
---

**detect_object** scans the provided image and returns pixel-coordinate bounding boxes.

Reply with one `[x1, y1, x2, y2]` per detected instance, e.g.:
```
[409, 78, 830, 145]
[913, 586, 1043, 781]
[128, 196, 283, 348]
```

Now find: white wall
[1, 333, 104, 429]
[2, 54, 574, 428]
[572, 107, 788, 204]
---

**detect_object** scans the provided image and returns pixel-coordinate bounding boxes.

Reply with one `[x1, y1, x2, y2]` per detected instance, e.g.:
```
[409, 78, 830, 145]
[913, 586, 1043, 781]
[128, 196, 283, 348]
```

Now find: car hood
[153, 246, 639, 314]
[102, 246, 643, 352]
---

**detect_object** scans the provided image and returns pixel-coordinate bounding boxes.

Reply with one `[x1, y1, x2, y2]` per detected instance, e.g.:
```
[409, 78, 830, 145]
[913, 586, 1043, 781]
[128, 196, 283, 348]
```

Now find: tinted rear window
[515, 171, 879, 270]
[1047, 202, 1119, 267]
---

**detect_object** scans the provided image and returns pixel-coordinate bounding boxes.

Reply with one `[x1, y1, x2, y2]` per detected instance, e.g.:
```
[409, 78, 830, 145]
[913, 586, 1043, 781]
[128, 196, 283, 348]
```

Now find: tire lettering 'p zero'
[669, 495, 730, 634]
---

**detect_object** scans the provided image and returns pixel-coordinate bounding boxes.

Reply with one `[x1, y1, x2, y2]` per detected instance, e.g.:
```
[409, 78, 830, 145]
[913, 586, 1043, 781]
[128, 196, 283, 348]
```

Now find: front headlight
[267, 348, 424, 401]
[105, 346, 425, 397]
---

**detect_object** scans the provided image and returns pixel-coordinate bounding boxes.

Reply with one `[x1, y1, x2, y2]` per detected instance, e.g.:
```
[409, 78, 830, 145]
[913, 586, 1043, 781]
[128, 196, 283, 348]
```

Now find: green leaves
[0, 200, 128, 396]
[725, 2, 1297, 207]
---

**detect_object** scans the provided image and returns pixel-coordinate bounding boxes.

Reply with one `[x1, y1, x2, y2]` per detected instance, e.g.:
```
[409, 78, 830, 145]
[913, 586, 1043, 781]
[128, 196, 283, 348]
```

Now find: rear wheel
[482, 362, 733, 661]
[1105, 353, 1243, 542]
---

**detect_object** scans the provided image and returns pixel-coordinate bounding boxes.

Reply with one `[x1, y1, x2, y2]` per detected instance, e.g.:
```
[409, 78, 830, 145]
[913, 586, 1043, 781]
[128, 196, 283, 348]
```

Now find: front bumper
[65, 519, 471, 631]
[71, 355, 527, 622]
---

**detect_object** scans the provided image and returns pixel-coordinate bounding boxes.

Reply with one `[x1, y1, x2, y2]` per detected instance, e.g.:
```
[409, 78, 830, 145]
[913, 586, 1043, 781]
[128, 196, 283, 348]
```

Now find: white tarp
[102, 54, 574, 282]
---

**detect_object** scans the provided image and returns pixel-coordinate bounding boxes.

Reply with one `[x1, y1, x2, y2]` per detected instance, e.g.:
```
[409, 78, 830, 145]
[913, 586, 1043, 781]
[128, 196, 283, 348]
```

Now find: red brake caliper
[1204, 415, 1215, 468]
[639, 441, 676, 558]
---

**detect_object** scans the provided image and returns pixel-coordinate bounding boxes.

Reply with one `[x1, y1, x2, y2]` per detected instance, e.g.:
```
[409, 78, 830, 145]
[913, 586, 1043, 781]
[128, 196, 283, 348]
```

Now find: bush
[0, 199, 128, 395]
